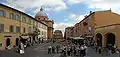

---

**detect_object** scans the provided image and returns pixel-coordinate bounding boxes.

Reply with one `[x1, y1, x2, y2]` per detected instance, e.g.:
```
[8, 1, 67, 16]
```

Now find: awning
[73, 37, 84, 40]
[86, 36, 93, 38]
[69, 37, 74, 39]
[21, 36, 29, 39]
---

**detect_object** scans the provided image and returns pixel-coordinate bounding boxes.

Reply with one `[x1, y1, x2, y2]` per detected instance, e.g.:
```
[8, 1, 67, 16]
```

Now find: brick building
[53, 30, 63, 40]
[64, 27, 74, 39]
[65, 10, 120, 48]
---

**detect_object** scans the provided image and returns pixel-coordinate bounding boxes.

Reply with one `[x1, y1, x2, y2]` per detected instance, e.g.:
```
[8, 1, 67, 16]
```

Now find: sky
[0, 0, 120, 34]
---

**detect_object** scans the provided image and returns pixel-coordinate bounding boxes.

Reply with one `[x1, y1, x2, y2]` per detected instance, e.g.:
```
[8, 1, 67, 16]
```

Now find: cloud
[53, 23, 73, 35]
[88, 0, 120, 14]
[65, 13, 85, 23]
[5, 0, 67, 12]
[67, 0, 84, 5]
[75, 15, 85, 23]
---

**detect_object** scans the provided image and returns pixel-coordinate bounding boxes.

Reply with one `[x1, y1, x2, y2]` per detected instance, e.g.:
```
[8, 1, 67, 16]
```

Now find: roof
[78, 10, 111, 24]
[0, 3, 48, 26]
[35, 7, 47, 17]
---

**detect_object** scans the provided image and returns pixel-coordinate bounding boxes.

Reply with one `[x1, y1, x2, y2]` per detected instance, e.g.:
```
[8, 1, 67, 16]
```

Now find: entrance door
[106, 33, 115, 46]
[96, 33, 102, 46]
[6, 38, 10, 47]
[16, 38, 19, 46]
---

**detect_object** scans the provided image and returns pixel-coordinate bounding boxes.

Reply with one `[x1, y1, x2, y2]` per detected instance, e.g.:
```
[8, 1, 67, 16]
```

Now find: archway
[96, 33, 102, 46]
[6, 38, 10, 47]
[16, 38, 19, 46]
[106, 33, 115, 46]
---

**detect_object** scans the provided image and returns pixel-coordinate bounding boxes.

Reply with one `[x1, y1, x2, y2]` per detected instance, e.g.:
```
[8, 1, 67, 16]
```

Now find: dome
[35, 7, 47, 17]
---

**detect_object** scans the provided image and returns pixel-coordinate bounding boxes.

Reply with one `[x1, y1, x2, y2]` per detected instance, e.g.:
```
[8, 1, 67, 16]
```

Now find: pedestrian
[95, 44, 98, 52]
[48, 45, 52, 54]
[67, 45, 71, 56]
[19, 42, 25, 54]
[98, 46, 102, 54]
[73, 45, 76, 56]
[80, 45, 84, 57]
[56, 45, 59, 53]
[52, 46, 55, 53]
[62, 45, 66, 56]
[84, 44, 88, 56]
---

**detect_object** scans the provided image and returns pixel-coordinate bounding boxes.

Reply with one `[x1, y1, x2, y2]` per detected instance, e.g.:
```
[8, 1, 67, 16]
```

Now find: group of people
[48, 45, 60, 54]
[87, 39, 120, 56]
[60, 41, 88, 57]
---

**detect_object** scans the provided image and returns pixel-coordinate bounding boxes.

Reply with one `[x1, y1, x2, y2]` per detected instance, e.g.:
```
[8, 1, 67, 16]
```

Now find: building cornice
[0, 3, 47, 26]
[95, 24, 120, 29]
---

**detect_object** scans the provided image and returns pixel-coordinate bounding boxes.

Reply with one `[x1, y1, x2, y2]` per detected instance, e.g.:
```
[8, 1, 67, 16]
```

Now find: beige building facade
[35, 8, 54, 39]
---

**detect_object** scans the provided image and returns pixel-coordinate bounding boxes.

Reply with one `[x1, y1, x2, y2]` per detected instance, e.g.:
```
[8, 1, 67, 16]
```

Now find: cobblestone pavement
[0, 41, 61, 57]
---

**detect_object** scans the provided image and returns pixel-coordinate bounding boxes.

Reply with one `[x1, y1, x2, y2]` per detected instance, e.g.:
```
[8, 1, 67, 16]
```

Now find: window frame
[9, 13, 14, 20]
[0, 10, 6, 17]
[15, 14, 20, 21]
[9, 25, 14, 32]
[0, 24, 4, 33]
[16, 26, 20, 33]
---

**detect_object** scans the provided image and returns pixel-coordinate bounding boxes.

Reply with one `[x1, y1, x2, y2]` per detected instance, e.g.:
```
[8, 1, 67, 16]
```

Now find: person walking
[67, 45, 71, 56]
[52, 46, 55, 53]
[80, 45, 84, 57]
[19, 42, 25, 54]
[84, 44, 88, 56]
[73, 45, 76, 56]
[48, 45, 52, 54]
[56, 45, 59, 53]
[98, 46, 102, 54]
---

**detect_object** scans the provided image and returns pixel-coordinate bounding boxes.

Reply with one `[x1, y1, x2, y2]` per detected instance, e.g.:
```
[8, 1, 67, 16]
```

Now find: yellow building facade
[94, 10, 120, 48]
[0, 4, 48, 50]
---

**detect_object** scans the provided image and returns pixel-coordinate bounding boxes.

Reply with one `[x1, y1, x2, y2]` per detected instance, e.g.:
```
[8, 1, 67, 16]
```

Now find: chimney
[90, 11, 92, 14]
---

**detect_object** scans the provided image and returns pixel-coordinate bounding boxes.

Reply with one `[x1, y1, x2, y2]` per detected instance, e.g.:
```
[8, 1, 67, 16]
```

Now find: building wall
[54, 30, 63, 39]
[94, 10, 120, 48]
[66, 10, 120, 48]
[35, 16, 54, 39]
[38, 22, 47, 40]
[95, 24, 120, 48]
[65, 27, 74, 39]
[94, 10, 120, 28]
[0, 4, 47, 50]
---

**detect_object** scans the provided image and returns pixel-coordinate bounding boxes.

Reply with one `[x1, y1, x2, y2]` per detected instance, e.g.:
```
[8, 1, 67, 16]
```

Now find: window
[0, 24, 4, 33]
[16, 26, 20, 33]
[9, 25, 14, 32]
[15, 14, 20, 21]
[83, 22, 88, 26]
[0, 10, 5, 16]
[9, 13, 14, 19]
[29, 19, 31, 24]
[22, 17, 26, 23]
[23, 27, 25, 33]
[28, 27, 31, 33]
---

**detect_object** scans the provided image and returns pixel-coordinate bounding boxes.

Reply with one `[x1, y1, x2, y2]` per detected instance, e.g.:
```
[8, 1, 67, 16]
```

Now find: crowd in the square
[47, 38, 120, 57]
